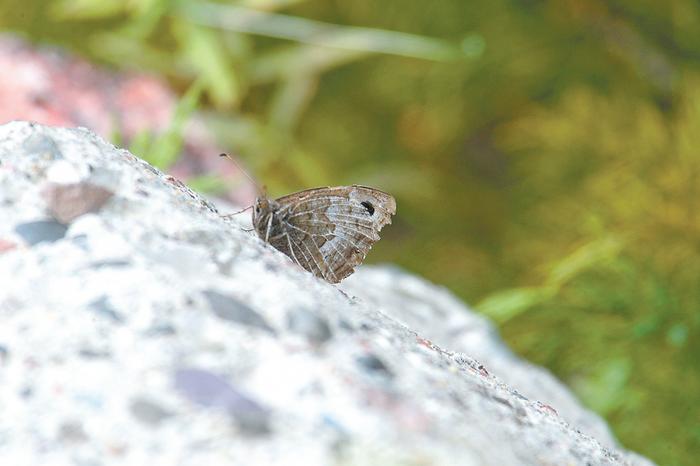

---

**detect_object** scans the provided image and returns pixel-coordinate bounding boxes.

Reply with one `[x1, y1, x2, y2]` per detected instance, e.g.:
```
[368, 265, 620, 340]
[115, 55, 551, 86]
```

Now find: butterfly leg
[220, 205, 252, 218]
[264, 214, 274, 243]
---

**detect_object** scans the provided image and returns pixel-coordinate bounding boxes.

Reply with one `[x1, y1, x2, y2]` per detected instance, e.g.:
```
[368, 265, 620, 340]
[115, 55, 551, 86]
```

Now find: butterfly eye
[360, 201, 375, 216]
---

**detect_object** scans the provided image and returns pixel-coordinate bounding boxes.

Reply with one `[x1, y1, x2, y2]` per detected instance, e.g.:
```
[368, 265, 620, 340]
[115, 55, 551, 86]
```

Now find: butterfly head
[252, 195, 279, 239]
[252, 196, 268, 219]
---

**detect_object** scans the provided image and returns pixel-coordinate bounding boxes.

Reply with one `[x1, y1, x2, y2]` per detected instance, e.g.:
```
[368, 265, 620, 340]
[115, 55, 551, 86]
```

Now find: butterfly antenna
[219, 153, 264, 195]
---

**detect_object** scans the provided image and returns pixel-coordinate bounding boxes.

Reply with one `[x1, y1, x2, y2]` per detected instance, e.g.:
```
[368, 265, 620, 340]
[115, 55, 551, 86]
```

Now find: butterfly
[252, 185, 396, 283]
[218, 154, 396, 283]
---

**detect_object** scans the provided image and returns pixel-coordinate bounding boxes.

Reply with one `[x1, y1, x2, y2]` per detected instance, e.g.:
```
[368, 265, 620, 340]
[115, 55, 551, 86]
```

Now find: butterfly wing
[268, 186, 396, 283]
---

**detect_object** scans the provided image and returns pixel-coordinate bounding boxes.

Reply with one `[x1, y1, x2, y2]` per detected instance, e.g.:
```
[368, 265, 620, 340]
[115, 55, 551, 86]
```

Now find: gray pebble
[15, 220, 68, 245]
[57, 421, 88, 444]
[129, 397, 174, 426]
[88, 296, 124, 323]
[0, 345, 8, 365]
[78, 348, 111, 359]
[356, 354, 393, 378]
[203, 290, 274, 334]
[174, 368, 270, 435]
[286, 309, 332, 344]
[90, 259, 131, 269]
[144, 324, 177, 336]
[23, 132, 62, 160]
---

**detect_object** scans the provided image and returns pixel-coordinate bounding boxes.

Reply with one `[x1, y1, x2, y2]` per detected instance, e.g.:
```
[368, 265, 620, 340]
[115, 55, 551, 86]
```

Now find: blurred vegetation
[1, 0, 699, 464]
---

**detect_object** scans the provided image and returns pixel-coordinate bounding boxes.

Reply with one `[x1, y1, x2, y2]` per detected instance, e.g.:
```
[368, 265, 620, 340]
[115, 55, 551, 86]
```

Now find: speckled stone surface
[0, 121, 655, 466]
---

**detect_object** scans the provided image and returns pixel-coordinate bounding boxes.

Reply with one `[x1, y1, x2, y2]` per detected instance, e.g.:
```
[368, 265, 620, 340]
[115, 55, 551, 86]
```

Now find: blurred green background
[1, 0, 698, 464]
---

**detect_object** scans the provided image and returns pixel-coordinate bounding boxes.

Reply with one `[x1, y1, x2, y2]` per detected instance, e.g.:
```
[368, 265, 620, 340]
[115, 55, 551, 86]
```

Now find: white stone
[0, 122, 655, 466]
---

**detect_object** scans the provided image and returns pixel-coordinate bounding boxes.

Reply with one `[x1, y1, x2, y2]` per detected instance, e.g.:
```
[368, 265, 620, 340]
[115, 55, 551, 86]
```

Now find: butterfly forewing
[260, 186, 395, 283]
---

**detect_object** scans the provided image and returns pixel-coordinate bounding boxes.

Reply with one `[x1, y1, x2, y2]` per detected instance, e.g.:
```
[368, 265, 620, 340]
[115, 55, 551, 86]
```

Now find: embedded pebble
[88, 296, 125, 323]
[357, 354, 393, 378]
[42, 182, 113, 224]
[0, 345, 8, 365]
[129, 397, 174, 426]
[203, 289, 275, 334]
[57, 421, 89, 444]
[14, 220, 68, 245]
[90, 259, 131, 268]
[23, 132, 63, 160]
[286, 308, 332, 344]
[174, 368, 270, 435]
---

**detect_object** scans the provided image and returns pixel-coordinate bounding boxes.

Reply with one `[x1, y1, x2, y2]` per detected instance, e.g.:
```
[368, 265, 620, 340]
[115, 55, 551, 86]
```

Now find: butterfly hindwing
[258, 186, 396, 283]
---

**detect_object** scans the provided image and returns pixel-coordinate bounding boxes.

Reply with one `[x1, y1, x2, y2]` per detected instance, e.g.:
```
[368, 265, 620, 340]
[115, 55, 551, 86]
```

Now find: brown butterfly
[219, 154, 396, 283]
[252, 185, 396, 283]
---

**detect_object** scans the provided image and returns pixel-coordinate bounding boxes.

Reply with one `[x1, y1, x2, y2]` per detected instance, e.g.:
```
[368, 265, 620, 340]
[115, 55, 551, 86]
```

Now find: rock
[0, 122, 655, 466]
[341, 266, 641, 454]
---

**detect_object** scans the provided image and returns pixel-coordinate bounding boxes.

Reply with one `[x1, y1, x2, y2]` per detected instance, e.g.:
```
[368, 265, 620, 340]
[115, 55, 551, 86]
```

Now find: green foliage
[477, 236, 622, 322]
[126, 77, 205, 170]
[186, 174, 230, 194]
[1, 1, 699, 464]
[144, 77, 205, 169]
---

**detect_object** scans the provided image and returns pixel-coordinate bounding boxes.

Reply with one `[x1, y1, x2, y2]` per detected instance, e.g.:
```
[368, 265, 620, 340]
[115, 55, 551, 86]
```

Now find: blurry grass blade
[187, 174, 229, 195]
[50, 0, 126, 20]
[268, 74, 318, 131]
[145, 78, 205, 170]
[251, 45, 366, 84]
[179, 1, 466, 61]
[476, 236, 625, 324]
[200, 112, 267, 157]
[89, 33, 173, 71]
[238, 0, 307, 9]
[547, 237, 623, 288]
[86, 0, 178, 65]
[109, 114, 125, 149]
[52, 0, 171, 36]
[128, 130, 154, 161]
[573, 358, 632, 414]
[173, 21, 240, 107]
[120, 0, 174, 39]
[475, 286, 555, 323]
